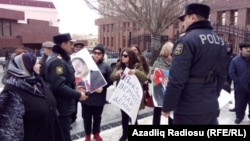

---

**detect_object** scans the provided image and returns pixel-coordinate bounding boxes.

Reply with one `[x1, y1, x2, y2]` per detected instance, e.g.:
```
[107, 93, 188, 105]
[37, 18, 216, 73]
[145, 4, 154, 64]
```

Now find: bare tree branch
[83, 0, 203, 34]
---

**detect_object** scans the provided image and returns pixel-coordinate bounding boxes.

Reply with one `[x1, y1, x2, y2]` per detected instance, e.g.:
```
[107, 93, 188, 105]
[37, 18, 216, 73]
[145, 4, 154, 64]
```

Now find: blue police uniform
[162, 3, 228, 124]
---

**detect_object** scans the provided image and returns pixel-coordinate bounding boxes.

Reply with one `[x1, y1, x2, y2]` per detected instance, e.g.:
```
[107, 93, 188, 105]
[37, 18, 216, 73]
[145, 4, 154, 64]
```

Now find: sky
[44, 0, 99, 35]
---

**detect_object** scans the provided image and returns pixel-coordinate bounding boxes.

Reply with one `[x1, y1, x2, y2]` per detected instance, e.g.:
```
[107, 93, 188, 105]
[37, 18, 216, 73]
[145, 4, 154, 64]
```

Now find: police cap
[53, 33, 75, 44]
[239, 42, 250, 49]
[179, 3, 210, 21]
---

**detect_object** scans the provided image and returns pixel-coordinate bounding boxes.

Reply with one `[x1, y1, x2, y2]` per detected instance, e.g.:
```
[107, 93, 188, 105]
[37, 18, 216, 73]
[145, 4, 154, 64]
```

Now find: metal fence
[213, 24, 250, 53]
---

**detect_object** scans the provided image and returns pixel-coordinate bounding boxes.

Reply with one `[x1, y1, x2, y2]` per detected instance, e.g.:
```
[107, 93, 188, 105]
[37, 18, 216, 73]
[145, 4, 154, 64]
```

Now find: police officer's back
[162, 3, 228, 124]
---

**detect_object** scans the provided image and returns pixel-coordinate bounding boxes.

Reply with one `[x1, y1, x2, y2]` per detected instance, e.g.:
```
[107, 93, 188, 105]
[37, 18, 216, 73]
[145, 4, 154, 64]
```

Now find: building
[95, 0, 250, 54]
[207, 0, 250, 53]
[0, 0, 59, 56]
[71, 33, 98, 50]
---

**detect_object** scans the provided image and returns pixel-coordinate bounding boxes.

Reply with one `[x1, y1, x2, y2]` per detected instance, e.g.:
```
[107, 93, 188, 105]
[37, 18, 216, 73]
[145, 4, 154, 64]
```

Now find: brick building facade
[0, 0, 59, 56]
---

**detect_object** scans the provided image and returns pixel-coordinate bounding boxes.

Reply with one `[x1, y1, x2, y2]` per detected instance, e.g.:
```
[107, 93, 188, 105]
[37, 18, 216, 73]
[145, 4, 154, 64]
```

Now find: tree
[83, 0, 204, 64]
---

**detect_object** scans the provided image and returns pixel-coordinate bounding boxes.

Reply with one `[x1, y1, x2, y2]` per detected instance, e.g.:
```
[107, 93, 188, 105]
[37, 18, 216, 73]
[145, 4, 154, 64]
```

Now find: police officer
[162, 3, 228, 124]
[45, 33, 88, 141]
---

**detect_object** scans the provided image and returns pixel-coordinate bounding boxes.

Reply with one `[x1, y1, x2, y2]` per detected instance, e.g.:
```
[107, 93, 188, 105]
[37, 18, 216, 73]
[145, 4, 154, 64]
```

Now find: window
[103, 25, 105, 32]
[5, 21, 11, 37]
[230, 10, 238, 26]
[123, 22, 126, 31]
[111, 24, 114, 32]
[222, 12, 226, 25]
[123, 36, 126, 47]
[107, 37, 109, 46]
[246, 8, 250, 25]
[217, 11, 226, 25]
[0, 21, 2, 37]
[111, 37, 114, 47]
[49, 20, 53, 26]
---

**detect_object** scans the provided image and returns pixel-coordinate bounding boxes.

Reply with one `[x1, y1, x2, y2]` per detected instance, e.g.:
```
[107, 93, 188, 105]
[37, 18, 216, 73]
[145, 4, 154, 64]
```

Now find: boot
[94, 133, 103, 141]
[85, 135, 91, 141]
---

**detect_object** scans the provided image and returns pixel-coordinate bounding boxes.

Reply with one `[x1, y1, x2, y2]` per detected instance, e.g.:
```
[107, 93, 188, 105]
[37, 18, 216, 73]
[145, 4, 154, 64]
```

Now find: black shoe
[229, 108, 236, 112]
[234, 118, 242, 124]
[119, 135, 128, 141]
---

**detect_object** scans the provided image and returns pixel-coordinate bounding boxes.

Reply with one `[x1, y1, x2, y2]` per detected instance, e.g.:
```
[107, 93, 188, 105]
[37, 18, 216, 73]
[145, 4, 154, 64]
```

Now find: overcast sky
[48, 0, 99, 35]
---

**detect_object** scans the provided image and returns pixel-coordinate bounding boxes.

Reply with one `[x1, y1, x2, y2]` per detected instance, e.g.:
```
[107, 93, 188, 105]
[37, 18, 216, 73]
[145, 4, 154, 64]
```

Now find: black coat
[0, 77, 64, 141]
[45, 46, 81, 116]
[81, 59, 113, 106]
[162, 21, 228, 114]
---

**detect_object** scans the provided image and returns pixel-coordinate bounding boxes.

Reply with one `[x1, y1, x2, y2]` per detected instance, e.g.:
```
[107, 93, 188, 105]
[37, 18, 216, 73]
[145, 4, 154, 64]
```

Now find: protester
[0, 53, 65, 141]
[222, 42, 237, 93]
[150, 41, 173, 125]
[44, 33, 88, 141]
[73, 42, 85, 53]
[130, 44, 150, 75]
[80, 45, 112, 141]
[222, 42, 237, 111]
[110, 48, 147, 141]
[71, 42, 85, 124]
[39, 41, 55, 79]
[162, 3, 227, 124]
[228, 42, 250, 124]
[2, 46, 28, 84]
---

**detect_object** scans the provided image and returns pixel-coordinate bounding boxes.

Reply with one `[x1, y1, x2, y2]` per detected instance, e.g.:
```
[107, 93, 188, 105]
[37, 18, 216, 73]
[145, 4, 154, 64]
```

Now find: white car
[104, 54, 118, 70]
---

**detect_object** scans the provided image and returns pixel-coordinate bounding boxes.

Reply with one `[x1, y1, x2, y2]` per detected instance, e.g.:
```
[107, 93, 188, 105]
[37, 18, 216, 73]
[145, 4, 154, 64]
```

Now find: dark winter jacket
[44, 45, 81, 116]
[0, 54, 64, 141]
[81, 58, 113, 106]
[228, 55, 250, 92]
[162, 20, 228, 114]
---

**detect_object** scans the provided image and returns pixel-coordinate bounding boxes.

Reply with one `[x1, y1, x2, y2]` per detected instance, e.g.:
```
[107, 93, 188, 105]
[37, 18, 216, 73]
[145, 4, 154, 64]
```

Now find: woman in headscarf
[0, 53, 65, 141]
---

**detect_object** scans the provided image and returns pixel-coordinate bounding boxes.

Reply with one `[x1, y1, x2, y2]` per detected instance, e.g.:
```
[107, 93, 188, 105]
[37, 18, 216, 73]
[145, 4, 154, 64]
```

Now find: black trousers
[120, 110, 138, 138]
[81, 104, 104, 135]
[153, 107, 173, 125]
[59, 115, 72, 141]
[235, 91, 250, 120]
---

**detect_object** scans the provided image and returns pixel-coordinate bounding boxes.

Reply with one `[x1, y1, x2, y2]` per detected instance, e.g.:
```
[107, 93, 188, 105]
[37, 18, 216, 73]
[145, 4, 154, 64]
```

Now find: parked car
[104, 54, 119, 70]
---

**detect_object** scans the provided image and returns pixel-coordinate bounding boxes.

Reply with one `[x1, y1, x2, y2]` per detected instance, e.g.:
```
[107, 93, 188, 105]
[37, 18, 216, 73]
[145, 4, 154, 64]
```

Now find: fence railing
[213, 24, 250, 53]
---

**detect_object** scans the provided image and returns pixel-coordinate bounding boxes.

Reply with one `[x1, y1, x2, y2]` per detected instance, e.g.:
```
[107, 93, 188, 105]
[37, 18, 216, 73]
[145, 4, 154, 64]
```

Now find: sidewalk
[73, 101, 250, 141]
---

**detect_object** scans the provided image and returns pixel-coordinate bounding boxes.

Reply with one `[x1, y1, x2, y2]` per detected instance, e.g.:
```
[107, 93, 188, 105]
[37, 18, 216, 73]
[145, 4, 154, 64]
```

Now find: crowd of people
[0, 2, 250, 141]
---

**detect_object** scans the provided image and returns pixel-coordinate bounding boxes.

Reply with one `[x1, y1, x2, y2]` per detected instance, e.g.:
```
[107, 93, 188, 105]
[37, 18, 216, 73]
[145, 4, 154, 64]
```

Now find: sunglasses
[122, 54, 128, 58]
[93, 51, 103, 55]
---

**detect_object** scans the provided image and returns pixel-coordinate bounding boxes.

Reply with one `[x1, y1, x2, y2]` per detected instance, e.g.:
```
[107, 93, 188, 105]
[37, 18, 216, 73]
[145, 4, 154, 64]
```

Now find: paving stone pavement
[72, 97, 250, 141]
